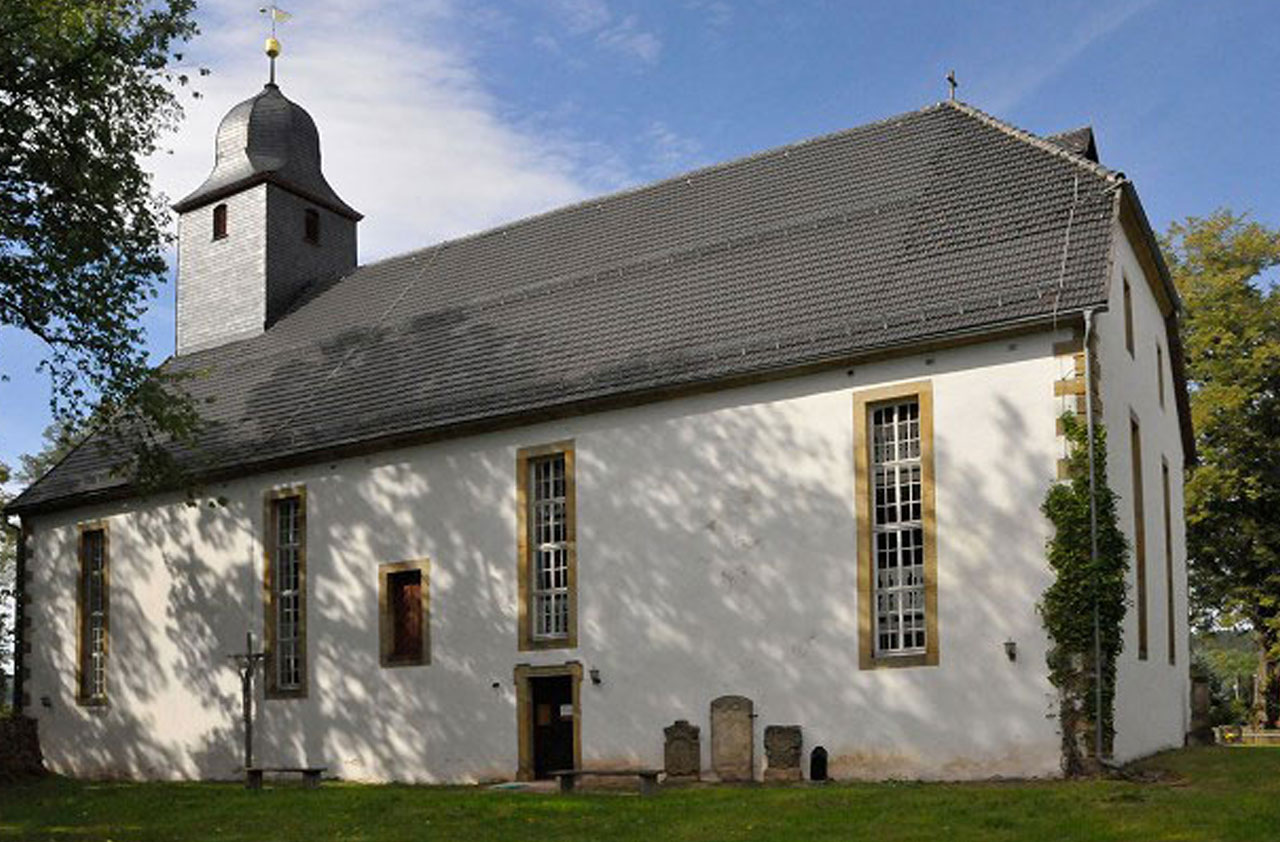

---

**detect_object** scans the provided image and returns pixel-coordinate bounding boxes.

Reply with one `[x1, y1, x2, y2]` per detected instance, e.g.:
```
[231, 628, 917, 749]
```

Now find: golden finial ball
[265, 37, 281, 59]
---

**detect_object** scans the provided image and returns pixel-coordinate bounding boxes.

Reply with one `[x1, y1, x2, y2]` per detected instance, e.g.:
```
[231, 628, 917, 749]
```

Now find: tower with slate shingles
[172, 81, 361, 354]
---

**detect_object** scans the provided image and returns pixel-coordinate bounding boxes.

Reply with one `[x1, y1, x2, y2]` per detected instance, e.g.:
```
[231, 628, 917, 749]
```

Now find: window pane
[531, 454, 570, 639]
[869, 400, 926, 657]
[274, 497, 303, 689]
[82, 529, 107, 700]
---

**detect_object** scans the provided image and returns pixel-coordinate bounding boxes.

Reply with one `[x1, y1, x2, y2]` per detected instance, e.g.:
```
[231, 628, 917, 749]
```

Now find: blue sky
[2, 0, 1277, 479]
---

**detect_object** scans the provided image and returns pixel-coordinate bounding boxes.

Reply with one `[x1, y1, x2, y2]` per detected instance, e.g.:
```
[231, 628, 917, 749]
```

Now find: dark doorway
[531, 675, 575, 779]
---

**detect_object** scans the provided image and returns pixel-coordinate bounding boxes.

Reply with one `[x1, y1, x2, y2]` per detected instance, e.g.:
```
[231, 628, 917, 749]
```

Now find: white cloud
[552, 0, 613, 34]
[542, 0, 662, 65]
[148, 0, 629, 262]
[984, 0, 1158, 113]
[645, 121, 704, 174]
[532, 33, 562, 55]
[685, 0, 733, 30]
[596, 15, 662, 64]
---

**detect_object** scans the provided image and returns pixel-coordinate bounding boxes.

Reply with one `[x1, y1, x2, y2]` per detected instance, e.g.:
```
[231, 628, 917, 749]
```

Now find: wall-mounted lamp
[1003, 640, 1018, 662]
[589, 667, 602, 686]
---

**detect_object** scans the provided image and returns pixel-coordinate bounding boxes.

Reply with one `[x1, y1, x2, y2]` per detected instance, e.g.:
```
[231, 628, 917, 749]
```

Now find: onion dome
[173, 83, 361, 220]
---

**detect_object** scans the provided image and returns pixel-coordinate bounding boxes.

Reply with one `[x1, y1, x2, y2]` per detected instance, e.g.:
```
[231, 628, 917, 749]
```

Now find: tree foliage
[1162, 210, 1280, 724]
[2, 424, 86, 698]
[0, 461, 13, 684]
[1041, 412, 1130, 772]
[1, 0, 203, 488]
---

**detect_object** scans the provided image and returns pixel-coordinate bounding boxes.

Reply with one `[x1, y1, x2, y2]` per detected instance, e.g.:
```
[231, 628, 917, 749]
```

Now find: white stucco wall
[1099, 221, 1192, 763]
[25, 327, 1102, 782]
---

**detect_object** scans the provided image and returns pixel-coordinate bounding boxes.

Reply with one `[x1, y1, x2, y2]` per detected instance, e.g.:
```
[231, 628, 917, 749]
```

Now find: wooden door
[531, 675, 574, 778]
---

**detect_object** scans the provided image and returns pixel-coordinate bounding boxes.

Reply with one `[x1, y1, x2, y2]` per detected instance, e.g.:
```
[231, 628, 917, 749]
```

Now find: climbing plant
[1040, 412, 1130, 774]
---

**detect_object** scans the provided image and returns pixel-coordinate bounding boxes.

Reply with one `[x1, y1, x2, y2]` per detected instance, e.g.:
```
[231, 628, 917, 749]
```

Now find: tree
[1162, 210, 1280, 726]
[16, 422, 86, 489]
[1, 423, 87, 706]
[1, 0, 204, 489]
[1, 460, 13, 695]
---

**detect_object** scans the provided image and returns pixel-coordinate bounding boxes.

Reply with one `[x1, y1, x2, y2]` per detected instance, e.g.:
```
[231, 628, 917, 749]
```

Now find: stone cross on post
[228, 631, 266, 769]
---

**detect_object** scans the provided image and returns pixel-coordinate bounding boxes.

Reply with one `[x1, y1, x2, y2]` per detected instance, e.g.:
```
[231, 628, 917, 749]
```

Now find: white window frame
[274, 495, 303, 690]
[871, 399, 927, 657]
[264, 486, 307, 698]
[530, 454, 570, 641]
[855, 381, 938, 670]
[517, 441, 577, 652]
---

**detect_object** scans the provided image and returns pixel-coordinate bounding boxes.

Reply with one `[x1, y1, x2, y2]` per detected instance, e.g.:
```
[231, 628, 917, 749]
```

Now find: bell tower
[171, 36, 360, 355]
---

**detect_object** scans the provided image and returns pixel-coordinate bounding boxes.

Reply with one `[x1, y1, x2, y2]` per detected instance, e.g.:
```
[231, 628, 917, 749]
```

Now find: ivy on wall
[1041, 412, 1130, 775]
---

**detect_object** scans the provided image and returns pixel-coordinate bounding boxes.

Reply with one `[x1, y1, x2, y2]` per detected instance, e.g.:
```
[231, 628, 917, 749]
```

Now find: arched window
[304, 208, 320, 244]
[212, 203, 228, 240]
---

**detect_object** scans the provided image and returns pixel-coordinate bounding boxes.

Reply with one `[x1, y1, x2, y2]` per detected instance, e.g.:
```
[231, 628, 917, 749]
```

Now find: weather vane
[259, 5, 292, 85]
[946, 69, 958, 101]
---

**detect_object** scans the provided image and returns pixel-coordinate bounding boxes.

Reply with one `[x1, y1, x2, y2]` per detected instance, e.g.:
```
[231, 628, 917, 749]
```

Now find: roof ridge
[942, 100, 1120, 182]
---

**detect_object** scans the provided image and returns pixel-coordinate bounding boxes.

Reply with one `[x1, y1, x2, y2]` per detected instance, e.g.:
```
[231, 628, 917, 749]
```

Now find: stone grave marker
[663, 719, 701, 779]
[763, 725, 802, 781]
[710, 695, 754, 781]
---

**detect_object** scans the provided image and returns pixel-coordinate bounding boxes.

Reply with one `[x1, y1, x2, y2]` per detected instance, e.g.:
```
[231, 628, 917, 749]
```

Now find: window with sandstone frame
[516, 441, 577, 652]
[379, 559, 430, 667]
[1156, 344, 1166, 410]
[76, 522, 109, 706]
[1130, 415, 1148, 661]
[854, 382, 939, 669]
[264, 487, 307, 698]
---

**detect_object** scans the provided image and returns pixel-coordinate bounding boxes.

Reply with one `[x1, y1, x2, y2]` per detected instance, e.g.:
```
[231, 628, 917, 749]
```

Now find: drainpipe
[1083, 309, 1104, 766]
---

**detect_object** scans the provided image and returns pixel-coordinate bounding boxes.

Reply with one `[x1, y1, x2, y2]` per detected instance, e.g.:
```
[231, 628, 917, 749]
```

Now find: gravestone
[1187, 676, 1214, 745]
[809, 746, 828, 782]
[710, 695, 754, 781]
[763, 725, 803, 781]
[663, 719, 701, 779]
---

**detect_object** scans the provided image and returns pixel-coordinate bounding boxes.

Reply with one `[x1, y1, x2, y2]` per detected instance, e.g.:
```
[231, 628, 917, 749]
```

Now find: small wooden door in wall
[531, 675, 575, 778]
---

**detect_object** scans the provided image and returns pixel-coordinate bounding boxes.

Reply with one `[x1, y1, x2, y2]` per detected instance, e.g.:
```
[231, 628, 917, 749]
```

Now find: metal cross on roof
[946, 70, 958, 101]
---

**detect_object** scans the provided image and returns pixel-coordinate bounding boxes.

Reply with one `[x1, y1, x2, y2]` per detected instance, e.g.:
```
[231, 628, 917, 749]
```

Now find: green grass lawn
[2, 747, 1279, 841]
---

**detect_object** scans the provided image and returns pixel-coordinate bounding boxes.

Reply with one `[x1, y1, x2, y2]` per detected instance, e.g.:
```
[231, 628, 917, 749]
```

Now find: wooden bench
[245, 766, 327, 790]
[551, 768, 662, 796]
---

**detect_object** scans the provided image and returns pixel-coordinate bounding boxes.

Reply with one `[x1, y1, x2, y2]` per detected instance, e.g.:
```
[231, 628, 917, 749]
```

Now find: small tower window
[304, 208, 320, 244]
[212, 203, 228, 240]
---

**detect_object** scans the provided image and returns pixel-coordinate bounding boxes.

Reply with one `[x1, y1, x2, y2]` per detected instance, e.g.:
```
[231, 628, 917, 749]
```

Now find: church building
[8, 67, 1193, 782]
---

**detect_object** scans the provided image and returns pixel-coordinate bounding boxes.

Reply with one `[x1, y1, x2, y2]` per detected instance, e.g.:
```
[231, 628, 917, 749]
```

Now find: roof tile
[15, 101, 1120, 510]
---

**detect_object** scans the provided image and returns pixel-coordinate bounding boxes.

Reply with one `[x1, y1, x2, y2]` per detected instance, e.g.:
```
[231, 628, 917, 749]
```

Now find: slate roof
[1046, 126, 1099, 163]
[14, 100, 1156, 512]
[172, 83, 361, 220]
